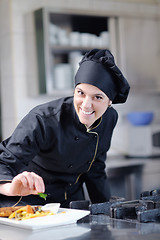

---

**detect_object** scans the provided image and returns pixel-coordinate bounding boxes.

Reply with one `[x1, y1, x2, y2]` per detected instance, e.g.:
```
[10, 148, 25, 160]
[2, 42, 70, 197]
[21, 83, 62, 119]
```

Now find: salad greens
[38, 193, 47, 200]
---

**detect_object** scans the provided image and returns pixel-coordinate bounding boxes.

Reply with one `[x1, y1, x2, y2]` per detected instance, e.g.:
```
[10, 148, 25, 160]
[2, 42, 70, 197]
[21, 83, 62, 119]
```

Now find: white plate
[0, 208, 90, 230]
[41, 203, 60, 213]
[0, 223, 91, 240]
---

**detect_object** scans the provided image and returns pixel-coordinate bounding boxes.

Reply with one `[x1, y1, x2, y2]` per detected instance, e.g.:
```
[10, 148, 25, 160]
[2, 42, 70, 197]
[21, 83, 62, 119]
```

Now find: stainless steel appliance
[71, 190, 160, 223]
[127, 124, 160, 158]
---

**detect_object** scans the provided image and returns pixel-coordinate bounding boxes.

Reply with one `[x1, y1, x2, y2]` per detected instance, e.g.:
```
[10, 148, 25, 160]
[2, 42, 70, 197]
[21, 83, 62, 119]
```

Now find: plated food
[0, 206, 90, 230]
[0, 206, 23, 217]
[0, 203, 61, 221]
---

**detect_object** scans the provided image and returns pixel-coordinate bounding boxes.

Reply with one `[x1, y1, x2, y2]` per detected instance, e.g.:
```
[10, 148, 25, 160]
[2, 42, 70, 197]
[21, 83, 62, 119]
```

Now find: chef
[0, 49, 130, 207]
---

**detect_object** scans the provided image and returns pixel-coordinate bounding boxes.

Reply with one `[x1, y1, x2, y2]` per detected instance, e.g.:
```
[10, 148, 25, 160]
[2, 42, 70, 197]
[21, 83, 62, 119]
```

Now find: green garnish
[38, 193, 47, 200]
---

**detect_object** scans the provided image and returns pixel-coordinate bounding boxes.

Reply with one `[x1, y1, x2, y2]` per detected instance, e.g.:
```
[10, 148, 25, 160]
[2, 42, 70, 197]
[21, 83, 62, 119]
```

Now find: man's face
[74, 83, 112, 128]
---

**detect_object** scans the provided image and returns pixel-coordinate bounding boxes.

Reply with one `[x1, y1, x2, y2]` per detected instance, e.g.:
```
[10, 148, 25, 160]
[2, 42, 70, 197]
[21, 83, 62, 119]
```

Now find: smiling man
[0, 49, 130, 207]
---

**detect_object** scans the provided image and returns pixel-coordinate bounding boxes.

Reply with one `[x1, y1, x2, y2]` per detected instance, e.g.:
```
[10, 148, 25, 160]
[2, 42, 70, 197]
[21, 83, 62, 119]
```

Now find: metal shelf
[34, 8, 112, 95]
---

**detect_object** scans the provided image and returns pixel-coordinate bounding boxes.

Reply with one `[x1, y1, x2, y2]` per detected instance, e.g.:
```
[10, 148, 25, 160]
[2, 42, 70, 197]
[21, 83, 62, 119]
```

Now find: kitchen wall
[0, 0, 160, 157]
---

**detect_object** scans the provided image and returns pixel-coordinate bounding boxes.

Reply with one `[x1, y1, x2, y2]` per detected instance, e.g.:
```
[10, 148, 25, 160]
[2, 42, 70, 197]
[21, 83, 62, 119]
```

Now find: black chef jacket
[0, 97, 118, 207]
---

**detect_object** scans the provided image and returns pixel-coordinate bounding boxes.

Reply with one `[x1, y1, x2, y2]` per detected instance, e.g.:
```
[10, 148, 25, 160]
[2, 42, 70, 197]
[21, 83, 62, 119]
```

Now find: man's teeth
[82, 109, 93, 115]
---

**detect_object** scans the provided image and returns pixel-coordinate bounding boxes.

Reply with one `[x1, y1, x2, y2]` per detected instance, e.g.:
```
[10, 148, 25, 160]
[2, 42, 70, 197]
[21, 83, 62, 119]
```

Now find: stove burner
[89, 189, 160, 223]
[69, 190, 160, 223]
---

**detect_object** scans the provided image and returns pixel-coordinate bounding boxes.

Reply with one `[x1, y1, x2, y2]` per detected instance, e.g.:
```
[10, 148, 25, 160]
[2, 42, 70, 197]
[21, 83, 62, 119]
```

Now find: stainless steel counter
[1, 157, 160, 239]
[106, 157, 147, 200]
[106, 156, 160, 200]
[0, 215, 160, 240]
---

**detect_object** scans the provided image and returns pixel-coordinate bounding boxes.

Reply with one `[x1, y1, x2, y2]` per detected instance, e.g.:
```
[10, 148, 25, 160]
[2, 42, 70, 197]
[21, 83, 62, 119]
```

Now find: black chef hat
[75, 49, 130, 104]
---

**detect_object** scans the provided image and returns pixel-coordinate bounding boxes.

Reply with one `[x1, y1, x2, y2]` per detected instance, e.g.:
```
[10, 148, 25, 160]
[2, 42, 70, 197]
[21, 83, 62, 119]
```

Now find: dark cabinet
[34, 8, 111, 95]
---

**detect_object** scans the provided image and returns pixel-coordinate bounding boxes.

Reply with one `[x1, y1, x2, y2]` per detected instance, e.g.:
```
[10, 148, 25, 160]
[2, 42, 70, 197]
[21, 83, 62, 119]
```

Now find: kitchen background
[0, 0, 160, 200]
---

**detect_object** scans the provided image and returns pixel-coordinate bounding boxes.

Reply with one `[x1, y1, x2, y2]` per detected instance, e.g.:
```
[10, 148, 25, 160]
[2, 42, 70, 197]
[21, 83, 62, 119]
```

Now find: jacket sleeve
[0, 112, 50, 182]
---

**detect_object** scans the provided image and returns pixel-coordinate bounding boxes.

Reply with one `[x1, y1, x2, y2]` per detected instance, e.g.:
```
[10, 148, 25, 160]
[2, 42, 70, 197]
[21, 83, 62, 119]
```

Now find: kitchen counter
[105, 156, 160, 200]
[106, 155, 155, 169]
[1, 214, 160, 240]
[105, 156, 148, 200]
[1, 157, 160, 240]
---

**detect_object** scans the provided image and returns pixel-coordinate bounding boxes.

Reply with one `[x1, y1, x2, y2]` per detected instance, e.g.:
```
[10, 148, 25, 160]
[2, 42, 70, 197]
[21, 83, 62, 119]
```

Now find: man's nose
[82, 97, 92, 108]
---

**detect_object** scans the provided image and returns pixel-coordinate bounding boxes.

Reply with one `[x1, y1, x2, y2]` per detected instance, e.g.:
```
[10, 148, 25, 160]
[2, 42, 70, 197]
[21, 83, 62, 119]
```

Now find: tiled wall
[0, 0, 160, 156]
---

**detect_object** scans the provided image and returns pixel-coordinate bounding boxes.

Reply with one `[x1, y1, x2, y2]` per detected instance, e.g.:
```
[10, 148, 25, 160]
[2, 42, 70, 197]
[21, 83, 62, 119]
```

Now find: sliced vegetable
[9, 205, 53, 220]
[26, 205, 34, 214]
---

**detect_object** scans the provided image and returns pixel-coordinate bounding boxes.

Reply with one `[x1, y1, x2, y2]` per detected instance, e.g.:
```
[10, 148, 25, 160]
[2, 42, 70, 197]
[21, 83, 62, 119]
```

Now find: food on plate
[9, 205, 54, 220]
[0, 203, 62, 221]
[0, 206, 24, 217]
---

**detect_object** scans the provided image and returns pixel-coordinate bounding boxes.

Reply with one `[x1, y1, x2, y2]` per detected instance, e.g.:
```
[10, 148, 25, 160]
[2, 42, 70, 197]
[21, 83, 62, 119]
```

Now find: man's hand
[0, 171, 45, 196]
